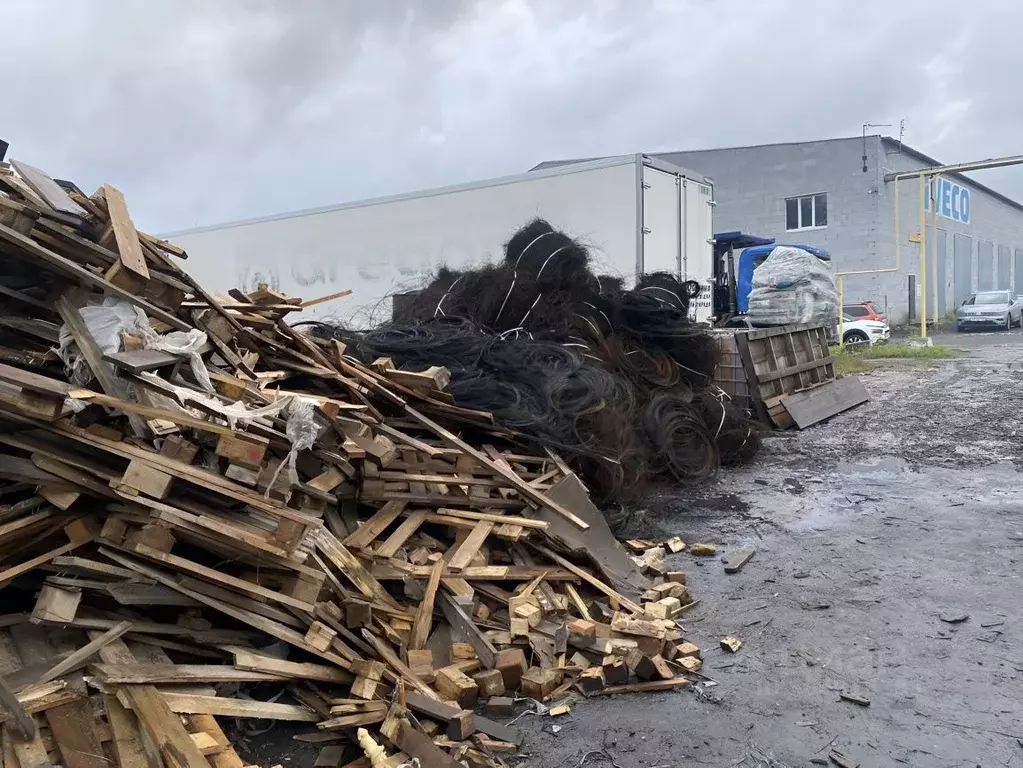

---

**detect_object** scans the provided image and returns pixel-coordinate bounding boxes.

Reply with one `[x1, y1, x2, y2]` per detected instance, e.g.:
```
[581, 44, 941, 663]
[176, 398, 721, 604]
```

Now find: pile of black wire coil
[308, 219, 760, 503]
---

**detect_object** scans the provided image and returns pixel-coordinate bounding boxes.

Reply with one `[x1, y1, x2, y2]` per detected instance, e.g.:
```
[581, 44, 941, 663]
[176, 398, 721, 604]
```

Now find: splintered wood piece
[408, 558, 443, 651]
[313, 529, 404, 611]
[446, 521, 494, 572]
[102, 183, 150, 279]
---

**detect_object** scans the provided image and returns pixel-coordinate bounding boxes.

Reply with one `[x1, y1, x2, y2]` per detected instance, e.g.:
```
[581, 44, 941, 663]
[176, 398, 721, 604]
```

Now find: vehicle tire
[956, 324, 966, 333]
[843, 330, 869, 346]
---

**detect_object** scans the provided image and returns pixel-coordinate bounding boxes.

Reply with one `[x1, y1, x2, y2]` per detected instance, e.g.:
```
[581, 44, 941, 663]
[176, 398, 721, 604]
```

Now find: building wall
[656, 137, 1023, 325]
[878, 141, 1023, 323]
[655, 136, 888, 311]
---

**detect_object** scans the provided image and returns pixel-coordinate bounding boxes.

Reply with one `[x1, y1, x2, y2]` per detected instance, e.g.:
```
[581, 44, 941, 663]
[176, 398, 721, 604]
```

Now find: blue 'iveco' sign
[925, 176, 971, 224]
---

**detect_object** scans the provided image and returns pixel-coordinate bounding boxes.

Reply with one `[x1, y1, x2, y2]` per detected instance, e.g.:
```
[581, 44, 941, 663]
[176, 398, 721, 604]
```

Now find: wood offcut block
[472, 668, 506, 698]
[666, 571, 687, 585]
[406, 649, 434, 682]
[118, 459, 174, 499]
[449, 642, 477, 664]
[304, 621, 337, 652]
[215, 432, 269, 469]
[645, 597, 682, 620]
[159, 435, 199, 464]
[434, 665, 478, 709]
[446, 709, 476, 741]
[485, 696, 515, 717]
[125, 523, 175, 553]
[625, 648, 657, 681]
[519, 667, 560, 700]
[567, 619, 596, 638]
[494, 648, 527, 692]
[577, 666, 606, 694]
[344, 599, 373, 628]
[676, 642, 701, 659]
[32, 584, 81, 623]
[602, 656, 629, 686]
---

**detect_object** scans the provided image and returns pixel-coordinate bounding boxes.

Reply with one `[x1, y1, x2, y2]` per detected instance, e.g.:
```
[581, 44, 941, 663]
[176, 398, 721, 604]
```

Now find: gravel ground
[514, 334, 1023, 768]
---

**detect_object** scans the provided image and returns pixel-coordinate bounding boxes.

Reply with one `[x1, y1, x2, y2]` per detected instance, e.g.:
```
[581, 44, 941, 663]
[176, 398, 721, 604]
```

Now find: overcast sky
[2, 0, 1018, 233]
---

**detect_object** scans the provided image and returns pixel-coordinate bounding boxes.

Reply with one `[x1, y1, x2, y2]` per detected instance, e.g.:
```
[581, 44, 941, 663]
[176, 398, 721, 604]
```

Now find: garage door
[978, 241, 995, 290]
[954, 234, 973, 306]
[998, 244, 1011, 290]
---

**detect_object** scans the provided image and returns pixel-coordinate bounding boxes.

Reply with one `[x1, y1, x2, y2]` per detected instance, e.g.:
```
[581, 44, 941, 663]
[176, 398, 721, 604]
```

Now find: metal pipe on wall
[919, 175, 927, 338]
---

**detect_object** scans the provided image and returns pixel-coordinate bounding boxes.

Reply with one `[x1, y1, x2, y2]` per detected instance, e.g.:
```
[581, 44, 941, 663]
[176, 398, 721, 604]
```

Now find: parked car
[842, 314, 890, 346]
[955, 290, 1023, 331]
[843, 301, 887, 324]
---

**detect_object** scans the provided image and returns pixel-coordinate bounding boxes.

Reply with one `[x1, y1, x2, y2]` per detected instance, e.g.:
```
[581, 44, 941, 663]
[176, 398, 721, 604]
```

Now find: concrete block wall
[656, 137, 1023, 325]
[878, 140, 1023, 323]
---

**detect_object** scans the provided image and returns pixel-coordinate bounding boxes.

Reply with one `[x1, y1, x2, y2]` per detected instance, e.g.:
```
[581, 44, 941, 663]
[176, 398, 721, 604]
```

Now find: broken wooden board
[780, 375, 870, 429]
[531, 472, 650, 600]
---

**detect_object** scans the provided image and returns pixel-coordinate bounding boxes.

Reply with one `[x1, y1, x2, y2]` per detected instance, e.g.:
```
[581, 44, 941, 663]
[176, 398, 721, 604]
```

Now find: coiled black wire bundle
[313, 219, 760, 504]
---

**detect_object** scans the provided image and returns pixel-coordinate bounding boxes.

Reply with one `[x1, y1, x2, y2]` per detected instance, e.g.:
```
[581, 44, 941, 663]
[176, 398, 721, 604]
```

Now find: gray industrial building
[536, 136, 1023, 325]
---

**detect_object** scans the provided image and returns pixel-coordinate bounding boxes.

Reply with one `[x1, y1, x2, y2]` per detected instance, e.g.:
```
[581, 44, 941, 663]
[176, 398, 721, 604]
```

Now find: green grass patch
[829, 342, 958, 375]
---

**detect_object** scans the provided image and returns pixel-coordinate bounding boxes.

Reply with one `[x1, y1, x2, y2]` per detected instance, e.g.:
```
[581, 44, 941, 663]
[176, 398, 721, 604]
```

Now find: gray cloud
[1, 0, 1018, 232]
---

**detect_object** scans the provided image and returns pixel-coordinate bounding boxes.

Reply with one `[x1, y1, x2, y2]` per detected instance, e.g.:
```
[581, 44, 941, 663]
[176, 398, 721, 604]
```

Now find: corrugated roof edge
[533, 135, 1023, 214]
[879, 136, 1023, 215]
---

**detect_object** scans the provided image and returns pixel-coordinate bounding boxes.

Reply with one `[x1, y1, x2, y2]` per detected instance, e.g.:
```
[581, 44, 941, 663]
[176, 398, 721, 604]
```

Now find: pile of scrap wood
[0, 155, 701, 768]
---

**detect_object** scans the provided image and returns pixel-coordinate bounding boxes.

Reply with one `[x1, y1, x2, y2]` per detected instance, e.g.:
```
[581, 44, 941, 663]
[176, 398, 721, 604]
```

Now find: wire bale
[308, 219, 760, 505]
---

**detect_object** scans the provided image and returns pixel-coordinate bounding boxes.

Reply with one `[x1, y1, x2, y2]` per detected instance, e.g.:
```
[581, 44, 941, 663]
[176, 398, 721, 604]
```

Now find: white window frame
[785, 193, 828, 231]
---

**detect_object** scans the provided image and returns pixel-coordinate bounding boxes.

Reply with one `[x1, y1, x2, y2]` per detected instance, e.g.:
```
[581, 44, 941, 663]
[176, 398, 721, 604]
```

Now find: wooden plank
[530, 543, 643, 615]
[98, 548, 352, 670]
[723, 547, 756, 574]
[374, 510, 427, 558]
[160, 693, 318, 722]
[0, 362, 69, 399]
[224, 647, 353, 684]
[127, 543, 315, 612]
[594, 676, 690, 695]
[38, 621, 133, 684]
[6, 722, 49, 768]
[103, 694, 155, 768]
[370, 564, 578, 581]
[394, 719, 460, 768]
[756, 355, 835, 384]
[446, 521, 493, 572]
[44, 699, 108, 768]
[780, 375, 870, 429]
[102, 184, 150, 279]
[93, 637, 210, 768]
[342, 500, 406, 550]
[10, 160, 87, 216]
[105, 349, 184, 373]
[0, 224, 189, 332]
[91, 664, 289, 684]
[408, 558, 443, 652]
[399, 404, 588, 529]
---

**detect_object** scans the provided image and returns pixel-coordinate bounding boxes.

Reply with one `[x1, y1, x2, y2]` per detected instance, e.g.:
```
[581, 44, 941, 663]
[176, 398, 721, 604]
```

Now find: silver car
[956, 290, 1023, 331]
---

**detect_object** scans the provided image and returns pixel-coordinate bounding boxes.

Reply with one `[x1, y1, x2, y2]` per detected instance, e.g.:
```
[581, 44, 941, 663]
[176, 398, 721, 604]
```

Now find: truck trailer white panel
[166, 155, 713, 325]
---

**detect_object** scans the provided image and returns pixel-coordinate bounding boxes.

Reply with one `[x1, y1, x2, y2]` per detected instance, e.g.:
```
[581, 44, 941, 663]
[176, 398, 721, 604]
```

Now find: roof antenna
[898, 119, 906, 151]
[862, 122, 892, 172]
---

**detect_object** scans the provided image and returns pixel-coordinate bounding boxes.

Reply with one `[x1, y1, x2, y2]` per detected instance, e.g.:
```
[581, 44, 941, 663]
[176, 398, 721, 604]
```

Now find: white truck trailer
[166, 154, 715, 325]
